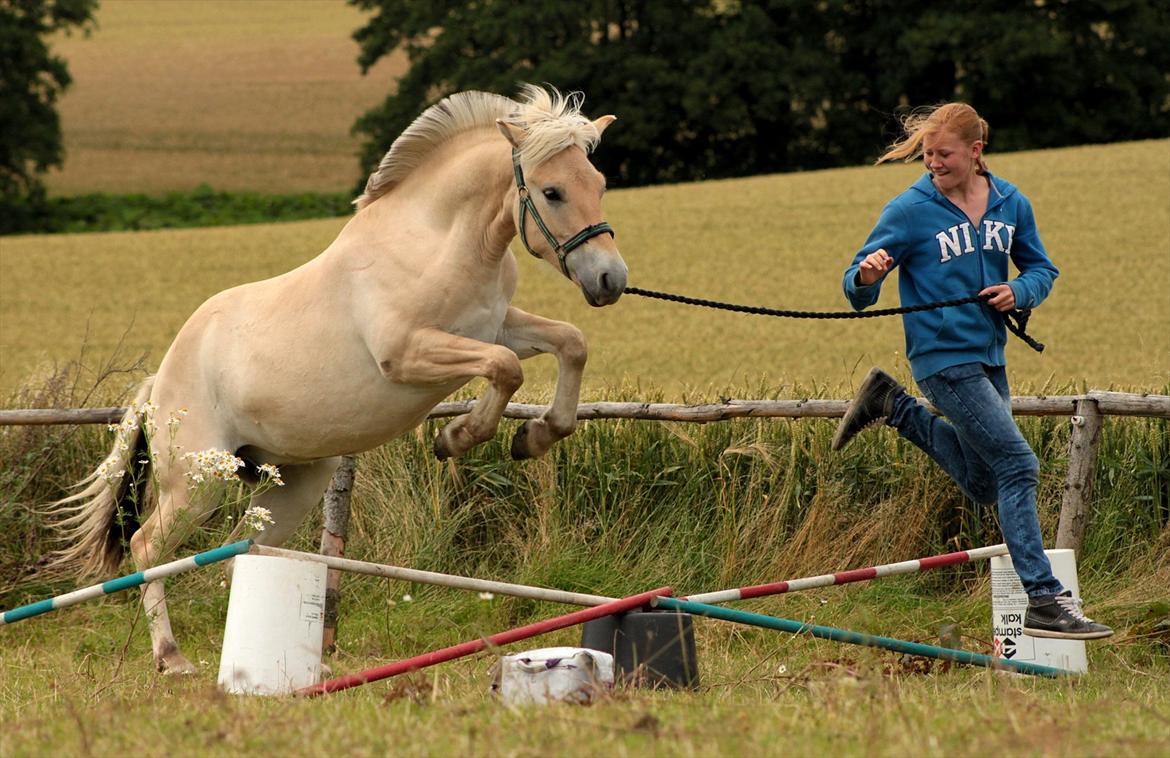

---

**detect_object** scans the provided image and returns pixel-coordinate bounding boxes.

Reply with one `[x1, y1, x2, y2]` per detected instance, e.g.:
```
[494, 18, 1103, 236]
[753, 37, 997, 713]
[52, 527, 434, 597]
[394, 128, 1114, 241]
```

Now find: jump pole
[251, 544, 615, 607]
[685, 544, 1009, 605]
[654, 597, 1070, 678]
[298, 586, 673, 696]
[1, 539, 254, 625]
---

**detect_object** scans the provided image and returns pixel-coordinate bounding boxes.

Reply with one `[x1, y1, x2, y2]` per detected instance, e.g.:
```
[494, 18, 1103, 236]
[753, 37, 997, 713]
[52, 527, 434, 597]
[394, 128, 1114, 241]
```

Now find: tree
[0, 0, 97, 205]
[348, 0, 1170, 188]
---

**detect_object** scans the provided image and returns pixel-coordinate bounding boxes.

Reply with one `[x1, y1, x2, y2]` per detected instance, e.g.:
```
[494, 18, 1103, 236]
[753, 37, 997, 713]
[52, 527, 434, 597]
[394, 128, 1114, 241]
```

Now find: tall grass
[7, 371, 1163, 634]
[341, 389, 1169, 595]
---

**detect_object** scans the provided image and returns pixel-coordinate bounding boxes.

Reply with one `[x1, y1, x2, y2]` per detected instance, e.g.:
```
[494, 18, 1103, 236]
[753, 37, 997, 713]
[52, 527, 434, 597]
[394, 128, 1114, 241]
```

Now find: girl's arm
[1006, 197, 1059, 309]
[843, 202, 906, 310]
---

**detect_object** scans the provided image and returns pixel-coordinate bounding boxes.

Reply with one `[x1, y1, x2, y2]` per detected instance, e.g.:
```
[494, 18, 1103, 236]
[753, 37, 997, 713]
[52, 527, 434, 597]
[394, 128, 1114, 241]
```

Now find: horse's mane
[354, 84, 602, 210]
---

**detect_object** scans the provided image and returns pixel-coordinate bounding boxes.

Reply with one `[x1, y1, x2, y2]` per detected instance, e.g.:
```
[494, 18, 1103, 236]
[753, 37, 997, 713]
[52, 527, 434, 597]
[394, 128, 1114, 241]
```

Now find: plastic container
[991, 548, 1088, 673]
[494, 647, 614, 705]
[217, 553, 328, 695]
[581, 609, 700, 688]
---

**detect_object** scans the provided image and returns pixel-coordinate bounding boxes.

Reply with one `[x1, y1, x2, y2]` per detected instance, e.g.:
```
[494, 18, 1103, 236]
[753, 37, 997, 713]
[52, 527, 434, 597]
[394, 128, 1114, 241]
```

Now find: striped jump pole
[685, 544, 1009, 605]
[1, 539, 253, 625]
[252, 545, 615, 608]
[298, 586, 673, 696]
[654, 596, 1070, 679]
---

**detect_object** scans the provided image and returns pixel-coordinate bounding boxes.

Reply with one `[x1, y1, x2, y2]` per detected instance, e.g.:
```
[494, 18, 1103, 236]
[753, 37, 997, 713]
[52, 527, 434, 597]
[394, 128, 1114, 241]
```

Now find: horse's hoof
[434, 434, 451, 461]
[510, 422, 533, 460]
[157, 652, 197, 676]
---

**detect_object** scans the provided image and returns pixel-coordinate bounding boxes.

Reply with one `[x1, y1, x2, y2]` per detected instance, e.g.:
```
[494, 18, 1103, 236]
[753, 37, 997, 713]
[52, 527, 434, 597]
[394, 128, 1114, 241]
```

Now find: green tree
[349, 0, 801, 187]
[0, 0, 97, 206]
[349, 0, 1170, 188]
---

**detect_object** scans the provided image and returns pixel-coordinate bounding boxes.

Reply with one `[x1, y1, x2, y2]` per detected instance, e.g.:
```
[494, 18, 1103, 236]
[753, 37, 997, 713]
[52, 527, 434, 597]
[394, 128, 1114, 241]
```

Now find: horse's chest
[447, 297, 508, 342]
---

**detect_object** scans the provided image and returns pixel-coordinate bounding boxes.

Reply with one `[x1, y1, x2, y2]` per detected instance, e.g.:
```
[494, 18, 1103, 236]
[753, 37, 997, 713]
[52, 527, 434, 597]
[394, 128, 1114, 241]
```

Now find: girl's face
[923, 130, 983, 191]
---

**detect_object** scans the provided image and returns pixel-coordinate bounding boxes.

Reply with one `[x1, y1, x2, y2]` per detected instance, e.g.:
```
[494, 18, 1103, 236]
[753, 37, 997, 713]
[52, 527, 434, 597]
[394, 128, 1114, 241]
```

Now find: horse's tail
[44, 376, 156, 579]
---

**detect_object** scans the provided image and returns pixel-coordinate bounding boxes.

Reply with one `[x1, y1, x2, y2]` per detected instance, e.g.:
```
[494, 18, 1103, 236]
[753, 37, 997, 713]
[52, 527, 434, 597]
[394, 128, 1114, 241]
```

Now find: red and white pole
[685, 544, 1008, 605]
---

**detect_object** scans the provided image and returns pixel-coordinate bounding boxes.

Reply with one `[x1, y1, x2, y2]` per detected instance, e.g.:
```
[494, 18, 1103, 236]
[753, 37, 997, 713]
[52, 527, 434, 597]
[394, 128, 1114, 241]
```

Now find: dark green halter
[512, 148, 614, 278]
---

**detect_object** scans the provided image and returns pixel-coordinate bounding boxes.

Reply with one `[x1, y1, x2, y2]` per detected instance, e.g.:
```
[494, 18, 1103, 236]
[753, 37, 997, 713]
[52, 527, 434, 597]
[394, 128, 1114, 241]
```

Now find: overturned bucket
[991, 548, 1088, 673]
[218, 553, 328, 695]
[581, 609, 700, 688]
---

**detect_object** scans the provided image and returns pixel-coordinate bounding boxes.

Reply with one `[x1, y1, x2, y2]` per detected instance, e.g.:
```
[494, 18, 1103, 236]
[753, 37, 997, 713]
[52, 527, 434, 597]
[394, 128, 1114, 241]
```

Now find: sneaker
[831, 367, 904, 451]
[1024, 591, 1113, 640]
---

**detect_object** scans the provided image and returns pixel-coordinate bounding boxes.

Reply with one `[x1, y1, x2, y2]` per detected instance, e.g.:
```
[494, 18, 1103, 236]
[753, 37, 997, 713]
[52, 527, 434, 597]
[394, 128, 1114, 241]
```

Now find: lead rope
[623, 287, 1045, 353]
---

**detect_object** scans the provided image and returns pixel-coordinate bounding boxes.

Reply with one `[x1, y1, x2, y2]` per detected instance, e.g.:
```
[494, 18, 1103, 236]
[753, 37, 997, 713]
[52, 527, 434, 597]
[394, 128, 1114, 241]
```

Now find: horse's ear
[496, 119, 525, 148]
[592, 115, 617, 138]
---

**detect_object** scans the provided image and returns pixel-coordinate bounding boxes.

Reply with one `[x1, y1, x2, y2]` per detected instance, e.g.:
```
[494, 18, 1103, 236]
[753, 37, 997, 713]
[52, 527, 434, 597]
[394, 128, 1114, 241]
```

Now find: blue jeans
[888, 362, 1063, 598]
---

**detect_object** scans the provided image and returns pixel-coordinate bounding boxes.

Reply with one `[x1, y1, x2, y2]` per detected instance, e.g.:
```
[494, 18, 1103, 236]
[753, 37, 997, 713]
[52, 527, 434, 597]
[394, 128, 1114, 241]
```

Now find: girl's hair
[877, 103, 990, 173]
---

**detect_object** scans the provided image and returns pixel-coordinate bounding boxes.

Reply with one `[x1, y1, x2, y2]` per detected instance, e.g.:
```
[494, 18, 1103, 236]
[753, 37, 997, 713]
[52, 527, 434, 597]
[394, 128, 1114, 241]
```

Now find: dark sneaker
[1024, 591, 1113, 640]
[831, 367, 904, 451]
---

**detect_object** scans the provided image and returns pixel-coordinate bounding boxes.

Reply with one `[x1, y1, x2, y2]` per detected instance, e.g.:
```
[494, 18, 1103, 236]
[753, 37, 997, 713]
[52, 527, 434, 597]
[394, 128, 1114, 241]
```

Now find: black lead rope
[623, 287, 1045, 353]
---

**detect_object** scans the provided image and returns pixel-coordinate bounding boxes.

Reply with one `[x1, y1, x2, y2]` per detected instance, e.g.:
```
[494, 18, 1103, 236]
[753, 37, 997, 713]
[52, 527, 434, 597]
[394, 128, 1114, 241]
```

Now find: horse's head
[497, 90, 627, 307]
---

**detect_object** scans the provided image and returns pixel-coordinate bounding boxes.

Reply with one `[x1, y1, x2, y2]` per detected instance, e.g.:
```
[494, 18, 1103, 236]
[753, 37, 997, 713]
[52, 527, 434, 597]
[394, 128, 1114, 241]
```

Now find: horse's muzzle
[578, 256, 628, 307]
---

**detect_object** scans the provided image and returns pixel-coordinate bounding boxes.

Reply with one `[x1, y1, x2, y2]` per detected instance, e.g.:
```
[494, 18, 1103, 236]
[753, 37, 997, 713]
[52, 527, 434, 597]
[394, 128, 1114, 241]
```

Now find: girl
[833, 103, 1111, 640]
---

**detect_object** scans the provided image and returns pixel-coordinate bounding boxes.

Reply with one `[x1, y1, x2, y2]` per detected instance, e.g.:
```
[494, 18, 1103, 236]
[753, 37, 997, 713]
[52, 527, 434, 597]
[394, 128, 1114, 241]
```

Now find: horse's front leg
[497, 306, 586, 460]
[388, 328, 524, 460]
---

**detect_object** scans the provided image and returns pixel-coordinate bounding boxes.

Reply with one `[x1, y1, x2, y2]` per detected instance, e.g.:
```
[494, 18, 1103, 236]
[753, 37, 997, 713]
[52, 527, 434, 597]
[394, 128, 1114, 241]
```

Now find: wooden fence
[4, 390, 1166, 649]
[2, 390, 1166, 557]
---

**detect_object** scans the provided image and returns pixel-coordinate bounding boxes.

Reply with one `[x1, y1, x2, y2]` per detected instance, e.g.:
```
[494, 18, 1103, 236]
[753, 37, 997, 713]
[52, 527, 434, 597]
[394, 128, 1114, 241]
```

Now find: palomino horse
[49, 85, 627, 674]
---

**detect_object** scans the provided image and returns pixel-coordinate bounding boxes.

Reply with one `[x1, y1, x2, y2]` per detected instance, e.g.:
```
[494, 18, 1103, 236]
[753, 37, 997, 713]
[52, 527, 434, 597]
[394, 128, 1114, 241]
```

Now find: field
[4, 140, 1169, 396]
[2, 4, 1168, 752]
[43, 0, 407, 195]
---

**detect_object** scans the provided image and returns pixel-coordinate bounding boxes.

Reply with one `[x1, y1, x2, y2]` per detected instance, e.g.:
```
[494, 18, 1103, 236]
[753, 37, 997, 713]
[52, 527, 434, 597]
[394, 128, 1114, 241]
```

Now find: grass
[1, 367, 1166, 754]
[44, 0, 408, 195]
[4, 139, 1169, 395]
[2, 587, 1167, 756]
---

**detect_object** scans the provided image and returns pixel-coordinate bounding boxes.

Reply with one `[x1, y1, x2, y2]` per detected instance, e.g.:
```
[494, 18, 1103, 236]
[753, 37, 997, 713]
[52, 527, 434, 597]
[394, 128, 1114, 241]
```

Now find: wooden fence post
[319, 455, 356, 654]
[1055, 398, 1103, 557]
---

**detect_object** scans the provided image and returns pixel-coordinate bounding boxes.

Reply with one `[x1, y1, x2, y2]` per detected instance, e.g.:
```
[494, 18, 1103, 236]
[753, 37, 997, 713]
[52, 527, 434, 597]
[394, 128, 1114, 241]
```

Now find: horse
[47, 85, 627, 674]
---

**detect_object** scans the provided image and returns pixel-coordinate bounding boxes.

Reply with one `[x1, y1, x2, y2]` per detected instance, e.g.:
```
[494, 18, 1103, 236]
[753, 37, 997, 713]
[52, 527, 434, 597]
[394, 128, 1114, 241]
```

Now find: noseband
[512, 148, 614, 278]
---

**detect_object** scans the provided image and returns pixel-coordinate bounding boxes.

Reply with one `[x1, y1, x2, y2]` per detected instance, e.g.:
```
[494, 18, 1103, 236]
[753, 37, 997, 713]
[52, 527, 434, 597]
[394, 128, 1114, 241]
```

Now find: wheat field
[3, 140, 1168, 397]
[43, 0, 407, 195]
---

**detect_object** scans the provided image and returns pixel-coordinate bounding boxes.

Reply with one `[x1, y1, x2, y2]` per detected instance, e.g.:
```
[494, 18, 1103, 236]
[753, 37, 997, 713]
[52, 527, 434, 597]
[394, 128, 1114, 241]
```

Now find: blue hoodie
[843, 172, 1059, 381]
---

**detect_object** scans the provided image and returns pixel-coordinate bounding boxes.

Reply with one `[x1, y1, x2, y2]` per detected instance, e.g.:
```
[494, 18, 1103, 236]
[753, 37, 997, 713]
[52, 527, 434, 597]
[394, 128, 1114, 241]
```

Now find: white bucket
[217, 553, 328, 695]
[494, 647, 614, 705]
[991, 548, 1088, 673]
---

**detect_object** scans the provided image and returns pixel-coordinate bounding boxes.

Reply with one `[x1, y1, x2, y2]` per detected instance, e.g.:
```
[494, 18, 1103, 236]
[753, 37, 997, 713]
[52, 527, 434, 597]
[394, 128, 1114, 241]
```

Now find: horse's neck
[350, 133, 516, 267]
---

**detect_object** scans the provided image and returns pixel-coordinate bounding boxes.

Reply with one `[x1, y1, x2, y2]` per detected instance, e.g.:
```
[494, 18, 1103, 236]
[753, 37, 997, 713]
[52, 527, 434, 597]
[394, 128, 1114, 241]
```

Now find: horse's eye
[542, 188, 562, 203]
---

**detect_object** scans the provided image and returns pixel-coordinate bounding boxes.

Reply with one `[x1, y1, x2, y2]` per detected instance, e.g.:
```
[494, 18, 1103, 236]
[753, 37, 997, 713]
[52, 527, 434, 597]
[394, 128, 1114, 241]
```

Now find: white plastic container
[991, 548, 1088, 673]
[217, 553, 328, 695]
[494, 646, 614, 705]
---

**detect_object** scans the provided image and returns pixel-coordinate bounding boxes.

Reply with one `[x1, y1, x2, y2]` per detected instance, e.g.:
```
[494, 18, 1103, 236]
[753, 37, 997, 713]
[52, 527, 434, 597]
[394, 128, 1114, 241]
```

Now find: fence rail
[1, 391, 1166, 427]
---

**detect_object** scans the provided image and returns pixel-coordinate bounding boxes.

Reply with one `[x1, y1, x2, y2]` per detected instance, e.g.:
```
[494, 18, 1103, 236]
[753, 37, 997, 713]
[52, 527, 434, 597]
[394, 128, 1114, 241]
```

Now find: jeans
[887, 362, 1063, 598]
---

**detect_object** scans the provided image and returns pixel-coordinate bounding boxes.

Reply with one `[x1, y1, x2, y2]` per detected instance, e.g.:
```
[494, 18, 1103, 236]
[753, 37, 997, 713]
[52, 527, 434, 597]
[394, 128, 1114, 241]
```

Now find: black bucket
[581, 609, 700, 689]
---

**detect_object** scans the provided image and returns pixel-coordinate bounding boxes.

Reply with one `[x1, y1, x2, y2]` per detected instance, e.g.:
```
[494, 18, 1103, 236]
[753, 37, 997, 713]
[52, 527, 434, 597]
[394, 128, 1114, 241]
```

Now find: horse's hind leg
[130, 467, 220, 674]
[244, 457, 341, 549]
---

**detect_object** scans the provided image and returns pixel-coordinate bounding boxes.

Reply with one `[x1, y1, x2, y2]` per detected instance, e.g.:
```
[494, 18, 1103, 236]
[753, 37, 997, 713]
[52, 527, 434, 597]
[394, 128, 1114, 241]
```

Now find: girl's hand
[858, 249, 893, 285]
[979, 283, 1016, 312]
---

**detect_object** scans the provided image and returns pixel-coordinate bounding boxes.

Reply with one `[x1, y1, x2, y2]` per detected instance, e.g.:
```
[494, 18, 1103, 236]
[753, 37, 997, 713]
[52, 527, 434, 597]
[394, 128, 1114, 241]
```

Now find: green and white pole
[653, 596, 1072, 679]
[1, 539, 253, 625]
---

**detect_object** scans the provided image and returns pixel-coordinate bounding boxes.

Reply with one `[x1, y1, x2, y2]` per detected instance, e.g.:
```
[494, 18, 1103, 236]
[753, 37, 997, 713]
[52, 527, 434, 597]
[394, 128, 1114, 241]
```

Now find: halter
[512, 148, 614, 278]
